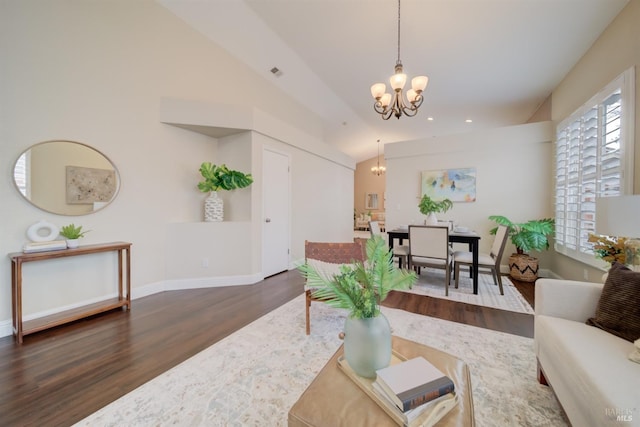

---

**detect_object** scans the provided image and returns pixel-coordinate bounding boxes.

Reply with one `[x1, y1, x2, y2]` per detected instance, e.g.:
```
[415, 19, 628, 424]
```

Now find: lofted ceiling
[158, 0, 629, 162]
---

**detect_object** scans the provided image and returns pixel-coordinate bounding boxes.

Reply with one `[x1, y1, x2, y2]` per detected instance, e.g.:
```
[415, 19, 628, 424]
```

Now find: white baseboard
[0, 272, 265, 340]
[0, 320, 13, 339]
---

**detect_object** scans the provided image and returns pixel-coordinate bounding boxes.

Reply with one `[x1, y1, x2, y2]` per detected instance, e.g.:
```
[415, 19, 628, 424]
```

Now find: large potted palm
[298, 236, 417, 378]
[488, 215, 555, 282]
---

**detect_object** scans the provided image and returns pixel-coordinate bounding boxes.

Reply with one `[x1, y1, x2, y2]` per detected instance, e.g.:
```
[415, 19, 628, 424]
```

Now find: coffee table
[288, 336, 475, 426]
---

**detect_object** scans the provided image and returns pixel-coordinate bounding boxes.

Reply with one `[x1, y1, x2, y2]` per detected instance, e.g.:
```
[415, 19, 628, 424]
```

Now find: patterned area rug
[75, 294, 565, 427]
[402, 267, 534, 314]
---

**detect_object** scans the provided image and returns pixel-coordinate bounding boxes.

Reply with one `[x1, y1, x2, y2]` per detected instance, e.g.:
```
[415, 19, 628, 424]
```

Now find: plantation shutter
[554, 68, 633, 267]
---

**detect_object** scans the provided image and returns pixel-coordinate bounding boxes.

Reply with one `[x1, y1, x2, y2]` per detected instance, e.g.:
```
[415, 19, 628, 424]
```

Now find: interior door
[262, 148, 290, 277]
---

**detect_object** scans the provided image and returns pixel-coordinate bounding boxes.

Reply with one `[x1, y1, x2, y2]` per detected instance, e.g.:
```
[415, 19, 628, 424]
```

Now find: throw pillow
[587, 262, 640, 342]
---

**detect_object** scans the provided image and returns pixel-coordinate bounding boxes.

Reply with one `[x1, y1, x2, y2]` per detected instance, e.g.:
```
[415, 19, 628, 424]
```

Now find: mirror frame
[13, 140, 121, 216]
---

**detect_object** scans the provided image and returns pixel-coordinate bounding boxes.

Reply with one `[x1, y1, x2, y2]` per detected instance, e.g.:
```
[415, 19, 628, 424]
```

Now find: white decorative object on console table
[26, 220, 59, 242]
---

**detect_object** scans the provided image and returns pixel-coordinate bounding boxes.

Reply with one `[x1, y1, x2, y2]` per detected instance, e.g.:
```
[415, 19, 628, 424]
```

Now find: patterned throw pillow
[587, 262, 640, 342]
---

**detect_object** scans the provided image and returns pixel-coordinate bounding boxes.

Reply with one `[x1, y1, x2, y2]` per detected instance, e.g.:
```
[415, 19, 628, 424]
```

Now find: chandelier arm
[373, 101, 386, 114]
[374, 96, 397, 120]
[393, 91, 404, 119]
[401, 95, 424, 116]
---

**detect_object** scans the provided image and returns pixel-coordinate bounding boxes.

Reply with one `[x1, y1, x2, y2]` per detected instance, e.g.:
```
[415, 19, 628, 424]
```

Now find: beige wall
[0, 0, 354, 334]
[550, 0, 640, 281]
[354, 155, 387, 218]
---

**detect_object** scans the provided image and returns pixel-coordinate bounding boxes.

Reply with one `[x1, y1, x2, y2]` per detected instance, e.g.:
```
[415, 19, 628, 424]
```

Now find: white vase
[204, 191, 223, 222]
[424, 212, 438, 225]
[66, 239, 79, 249]
[343, 313, 392, 378]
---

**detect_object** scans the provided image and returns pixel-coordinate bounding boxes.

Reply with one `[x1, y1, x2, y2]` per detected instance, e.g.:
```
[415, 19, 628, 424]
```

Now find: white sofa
[535, 279, 640, 427]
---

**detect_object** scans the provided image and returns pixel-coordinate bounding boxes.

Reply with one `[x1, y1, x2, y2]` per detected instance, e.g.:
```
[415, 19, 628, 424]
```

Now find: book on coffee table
[337, 352, 458, 427]
[375, 356, 455, 412]
[372, 381, 457, 425]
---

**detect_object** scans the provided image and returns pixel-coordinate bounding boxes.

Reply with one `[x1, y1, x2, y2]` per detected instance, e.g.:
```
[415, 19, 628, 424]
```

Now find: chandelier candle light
[371, 0, 428, 120]
[371, 139, 386, 176]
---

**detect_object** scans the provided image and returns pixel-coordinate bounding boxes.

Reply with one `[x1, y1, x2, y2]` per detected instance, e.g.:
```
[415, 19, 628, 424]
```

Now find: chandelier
[370, 0, 428, 120]
[371, 139, 386, 176]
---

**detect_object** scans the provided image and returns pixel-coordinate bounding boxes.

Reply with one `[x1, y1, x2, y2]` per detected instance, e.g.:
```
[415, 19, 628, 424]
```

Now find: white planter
[66, 239, 79, 249]
[424, 212, 438, 225]
[204, 191, 223, 222]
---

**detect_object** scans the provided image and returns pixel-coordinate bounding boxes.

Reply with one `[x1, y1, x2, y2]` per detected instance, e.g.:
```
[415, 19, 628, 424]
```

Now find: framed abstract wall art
[421, 167, 476, 202]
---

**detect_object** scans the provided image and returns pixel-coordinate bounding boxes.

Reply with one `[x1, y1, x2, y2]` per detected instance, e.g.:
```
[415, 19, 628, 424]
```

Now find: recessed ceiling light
[465, 119, 473, 123]
[427, 117, 434, 121]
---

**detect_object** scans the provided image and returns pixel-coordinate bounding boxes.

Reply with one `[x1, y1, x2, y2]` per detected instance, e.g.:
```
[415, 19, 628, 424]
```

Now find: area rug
[75, 294, 564, 427]
[401, 267, 534, 314]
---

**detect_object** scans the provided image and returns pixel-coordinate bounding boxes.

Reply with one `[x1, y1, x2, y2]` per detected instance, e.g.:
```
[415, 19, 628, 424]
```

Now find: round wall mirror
[13, 140, 120, 216]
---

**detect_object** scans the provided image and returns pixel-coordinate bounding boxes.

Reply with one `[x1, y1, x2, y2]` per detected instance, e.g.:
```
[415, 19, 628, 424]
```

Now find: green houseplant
[298, 236, 417, 377]
[59, 223, 90, 248]
[488, 215, 555, 282]
[197, 163, 253, 222]
[418, 194, 453, 225]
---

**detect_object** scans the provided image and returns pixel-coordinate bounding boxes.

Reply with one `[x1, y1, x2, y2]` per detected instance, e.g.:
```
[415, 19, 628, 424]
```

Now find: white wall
[385, 122, 554, 270]
[0, 1, 354, 335]
[550, 0, 640, 282]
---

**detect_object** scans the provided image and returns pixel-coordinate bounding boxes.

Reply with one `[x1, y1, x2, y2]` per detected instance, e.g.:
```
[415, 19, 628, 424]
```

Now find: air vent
[270, 67, 283, 77]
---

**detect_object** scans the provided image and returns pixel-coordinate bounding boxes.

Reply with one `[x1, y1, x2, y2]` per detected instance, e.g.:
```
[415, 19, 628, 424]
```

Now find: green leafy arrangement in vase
[197, 163, 253, 193]
[298, 236, 417, 319]
[418, 194, 453, 215]
[488, 215, 554, 254]
[59, 224, 90, 239]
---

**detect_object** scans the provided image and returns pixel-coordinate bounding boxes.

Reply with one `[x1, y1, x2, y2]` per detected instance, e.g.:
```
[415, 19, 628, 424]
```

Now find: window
[14, 152, 29, 198]
[554, 68, 635, 267]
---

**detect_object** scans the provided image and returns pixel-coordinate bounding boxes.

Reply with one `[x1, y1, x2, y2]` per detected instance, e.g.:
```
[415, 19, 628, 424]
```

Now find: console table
[9, 242, 132, 343]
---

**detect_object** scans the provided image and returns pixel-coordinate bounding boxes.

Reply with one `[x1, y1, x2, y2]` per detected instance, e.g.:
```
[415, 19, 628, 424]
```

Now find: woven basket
[508, 254, 539, 282]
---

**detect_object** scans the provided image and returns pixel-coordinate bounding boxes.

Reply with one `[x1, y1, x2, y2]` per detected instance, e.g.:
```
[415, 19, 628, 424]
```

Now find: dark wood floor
[0, 270, 536, 427]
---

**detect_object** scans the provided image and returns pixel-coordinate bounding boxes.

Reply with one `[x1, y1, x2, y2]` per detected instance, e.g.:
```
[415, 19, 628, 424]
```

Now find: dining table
[387, 227, 482, 294]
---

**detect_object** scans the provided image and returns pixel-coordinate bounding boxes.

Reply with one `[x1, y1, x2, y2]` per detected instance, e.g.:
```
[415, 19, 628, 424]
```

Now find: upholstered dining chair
[452, 224, 509, 295]
[303, 240, 366, 335]
[369, 220, 409, 268]
[408, 225, 452, 295]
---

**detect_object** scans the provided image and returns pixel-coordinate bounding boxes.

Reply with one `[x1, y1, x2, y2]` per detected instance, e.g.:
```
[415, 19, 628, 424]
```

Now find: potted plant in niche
[418, 194, 453, 225]
[488, 215, 555, 282]
[59, 223, 90, 248]
[197, 163, 254, 222]
[298, 236, 417, 378]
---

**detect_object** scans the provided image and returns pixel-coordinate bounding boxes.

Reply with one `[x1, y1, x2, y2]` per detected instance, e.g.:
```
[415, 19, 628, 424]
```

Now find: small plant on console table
[59, 223, 90, 249]
[488, 215, 554, 282]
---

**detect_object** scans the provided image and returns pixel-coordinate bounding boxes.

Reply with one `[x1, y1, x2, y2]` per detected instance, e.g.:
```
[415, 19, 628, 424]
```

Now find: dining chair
[303, 240, 366, 335]
[369, 220, 409, 268]
[452, 225, 509, 295]
[408, 225, 452, 295]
